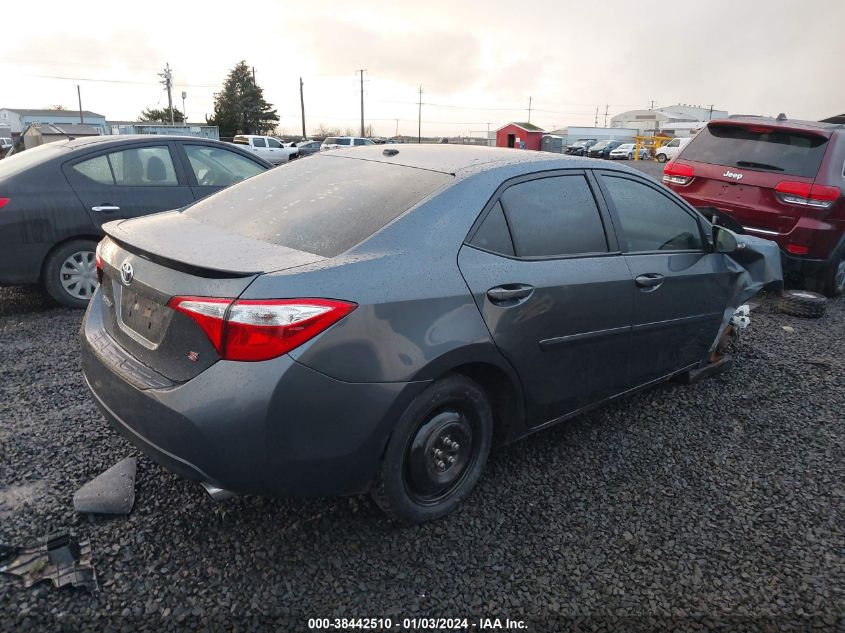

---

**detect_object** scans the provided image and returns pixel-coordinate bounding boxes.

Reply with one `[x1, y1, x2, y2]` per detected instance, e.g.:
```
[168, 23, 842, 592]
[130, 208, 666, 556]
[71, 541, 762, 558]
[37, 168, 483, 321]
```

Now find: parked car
[0, 135, 271, 308]
[232, 135, 298, 164]
[293, 140, 322, 157]
[664, 116, 845, 296]
[609, 143, 649, 160]
[655, 137, 691, 163]
[587, 140, 624, 159]
[82, 145, 779, 524]
[564, 138, 597, 156]
[321, 136, 377, 150]
[0, 137, 12, 155]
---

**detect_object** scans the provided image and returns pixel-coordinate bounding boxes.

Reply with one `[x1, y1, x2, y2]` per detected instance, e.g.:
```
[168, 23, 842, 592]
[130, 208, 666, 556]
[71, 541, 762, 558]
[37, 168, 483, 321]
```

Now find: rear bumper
[695, 206, 833, 277]
[81, 290, 429, 497]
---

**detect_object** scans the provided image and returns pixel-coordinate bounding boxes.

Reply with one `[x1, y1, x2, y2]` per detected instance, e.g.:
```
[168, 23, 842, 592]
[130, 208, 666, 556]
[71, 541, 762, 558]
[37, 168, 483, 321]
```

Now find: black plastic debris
[0, 533, 98, 593]
[73, 456, 136, 515]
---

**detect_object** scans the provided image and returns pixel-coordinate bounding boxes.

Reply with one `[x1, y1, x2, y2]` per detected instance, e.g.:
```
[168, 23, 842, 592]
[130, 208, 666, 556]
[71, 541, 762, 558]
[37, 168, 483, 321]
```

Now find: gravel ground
[1, 275, 844, 631]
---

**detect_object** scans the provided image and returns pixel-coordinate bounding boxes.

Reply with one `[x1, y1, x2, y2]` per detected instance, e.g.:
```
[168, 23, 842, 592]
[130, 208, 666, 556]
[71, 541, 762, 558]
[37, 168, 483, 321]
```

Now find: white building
[610, 104, 729, 137]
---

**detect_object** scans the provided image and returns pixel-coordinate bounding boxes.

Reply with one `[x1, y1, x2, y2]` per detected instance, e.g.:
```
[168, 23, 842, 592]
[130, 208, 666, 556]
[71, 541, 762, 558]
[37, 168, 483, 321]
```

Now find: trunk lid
[96, 212, 324, 382]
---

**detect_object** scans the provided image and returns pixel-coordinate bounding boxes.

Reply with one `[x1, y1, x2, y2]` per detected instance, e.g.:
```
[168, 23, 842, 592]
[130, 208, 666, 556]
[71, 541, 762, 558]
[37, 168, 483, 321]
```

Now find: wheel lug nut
[436, 460, 446, 470]
[434, 449, 444, 458]
[451, 441, 459, 450]
[447, 456, 455, 464]
[442, 435, 451, 445]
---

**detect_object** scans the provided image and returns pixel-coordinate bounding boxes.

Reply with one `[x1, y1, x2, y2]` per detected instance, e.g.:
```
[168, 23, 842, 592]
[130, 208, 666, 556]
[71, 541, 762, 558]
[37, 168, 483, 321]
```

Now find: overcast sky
[3, 0, 843, 137]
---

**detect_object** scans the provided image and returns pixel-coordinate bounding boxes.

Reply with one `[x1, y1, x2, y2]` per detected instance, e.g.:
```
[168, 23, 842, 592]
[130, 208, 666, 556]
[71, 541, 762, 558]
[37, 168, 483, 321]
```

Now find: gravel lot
[1, 165, 843, 631]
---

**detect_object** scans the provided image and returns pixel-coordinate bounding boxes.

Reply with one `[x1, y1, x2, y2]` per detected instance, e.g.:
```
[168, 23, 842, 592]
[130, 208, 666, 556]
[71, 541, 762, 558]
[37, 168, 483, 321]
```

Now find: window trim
[593, 170, 710, 256]
[464, 168, 621, 261]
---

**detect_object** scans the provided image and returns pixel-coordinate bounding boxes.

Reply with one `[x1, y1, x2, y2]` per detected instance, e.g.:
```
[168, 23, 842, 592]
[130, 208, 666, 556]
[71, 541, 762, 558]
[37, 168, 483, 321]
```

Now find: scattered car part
[675, 355, 734, 385]
[73, 457, 136, 515]
[200, 482, 238, 501]
[0, 533, 97, 593]
[777, 290, 827, 319]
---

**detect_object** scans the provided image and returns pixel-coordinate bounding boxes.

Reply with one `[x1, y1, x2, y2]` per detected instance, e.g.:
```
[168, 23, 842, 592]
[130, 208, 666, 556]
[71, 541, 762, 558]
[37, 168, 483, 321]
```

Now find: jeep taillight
[774, 181, 840, 209]
[662, 163, 694, 186]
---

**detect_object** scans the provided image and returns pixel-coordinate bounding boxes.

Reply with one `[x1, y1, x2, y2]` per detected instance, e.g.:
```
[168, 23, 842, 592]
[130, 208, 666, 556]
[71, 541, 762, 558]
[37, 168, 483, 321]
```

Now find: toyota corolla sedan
[82, 145, 780, 523]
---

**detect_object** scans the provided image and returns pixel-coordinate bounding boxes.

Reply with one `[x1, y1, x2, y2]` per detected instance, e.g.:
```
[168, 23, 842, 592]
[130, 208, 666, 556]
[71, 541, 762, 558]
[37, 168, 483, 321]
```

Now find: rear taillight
[168, 297, 357, 362]
[0, 198, 9, 209]
[774, 181, 840, 209]
[95, 241, 104, 283]
[662, 162, 694, 186]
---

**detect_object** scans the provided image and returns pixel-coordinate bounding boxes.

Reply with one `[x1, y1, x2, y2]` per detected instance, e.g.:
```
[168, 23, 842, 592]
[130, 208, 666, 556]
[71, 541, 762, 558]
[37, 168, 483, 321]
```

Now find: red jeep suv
[663, 115, 845, 296]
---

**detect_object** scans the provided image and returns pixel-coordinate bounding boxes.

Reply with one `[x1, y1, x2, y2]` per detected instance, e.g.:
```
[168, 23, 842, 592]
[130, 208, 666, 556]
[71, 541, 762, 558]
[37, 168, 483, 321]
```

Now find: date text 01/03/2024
[307, 617, 528, 630]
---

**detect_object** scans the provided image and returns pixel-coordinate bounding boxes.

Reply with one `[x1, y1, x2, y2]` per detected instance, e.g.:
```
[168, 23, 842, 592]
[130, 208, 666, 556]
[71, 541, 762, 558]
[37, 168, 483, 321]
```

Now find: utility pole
[708, 104, 714, 120]
[158, 63, 174, 125]
[528, 96, 532, 124]
[604, 104, 609, 127]
[300, 77, 306, 139]
[357, 69, 367, 137]
[418, 86, 423, 143]
[649, 100, 655, 110]
[395, 119, 399, 138]
[594, 106, 599, 127]
[181, 91, 187, 123]
[76, 85, 83, 124]
[252, 67, 256, 85]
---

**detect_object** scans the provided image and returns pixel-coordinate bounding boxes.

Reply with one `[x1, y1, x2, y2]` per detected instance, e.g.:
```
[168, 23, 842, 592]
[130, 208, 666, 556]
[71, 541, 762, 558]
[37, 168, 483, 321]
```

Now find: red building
[495, 122, 544, 150]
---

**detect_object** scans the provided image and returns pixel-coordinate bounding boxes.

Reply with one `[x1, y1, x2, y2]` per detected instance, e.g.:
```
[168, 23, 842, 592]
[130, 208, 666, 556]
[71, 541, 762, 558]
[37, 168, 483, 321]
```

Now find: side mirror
[713, 225, 742, 253]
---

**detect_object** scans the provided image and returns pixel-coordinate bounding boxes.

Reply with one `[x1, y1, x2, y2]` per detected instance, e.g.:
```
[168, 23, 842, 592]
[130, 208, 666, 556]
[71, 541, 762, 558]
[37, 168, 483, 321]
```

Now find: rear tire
[371, 374, 493, 524]
[42, 239, 99, 309]
[777, 290, 827, 319]
[656, 153, 668, 163]
[815, 245, 845, 298]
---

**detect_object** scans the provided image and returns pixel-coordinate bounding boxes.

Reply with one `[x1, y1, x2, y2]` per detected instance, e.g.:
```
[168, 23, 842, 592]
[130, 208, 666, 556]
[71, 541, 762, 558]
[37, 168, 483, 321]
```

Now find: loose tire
[371, 374, 493, 524]
[656, 153, 668, 163]
[43, 239, 99, 309]
[777, 290, 827, 319]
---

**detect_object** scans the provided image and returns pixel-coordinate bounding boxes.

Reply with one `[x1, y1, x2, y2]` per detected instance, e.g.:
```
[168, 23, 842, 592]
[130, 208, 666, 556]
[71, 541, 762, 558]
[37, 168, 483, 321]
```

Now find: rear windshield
[184, 155, 451, 257]
[0, 143, 66, 179]
[681, 124, 829, 178]
[232, 136, 249, 145]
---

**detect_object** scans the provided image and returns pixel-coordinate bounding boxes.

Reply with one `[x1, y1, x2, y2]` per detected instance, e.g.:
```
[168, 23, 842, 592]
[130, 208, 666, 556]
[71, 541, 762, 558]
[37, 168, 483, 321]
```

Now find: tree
[312, 123, 340, 138]
[206, 61, 279, 138]
[139, 107, 184, 123]
[49, 105, 67, 111]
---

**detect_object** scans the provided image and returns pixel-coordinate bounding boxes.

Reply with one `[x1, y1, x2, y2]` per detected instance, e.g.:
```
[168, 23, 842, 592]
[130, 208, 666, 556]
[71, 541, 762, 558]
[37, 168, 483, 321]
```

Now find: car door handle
[635, 273, 664, 289]
[91, 205, 121, 213]
[486, 284, 534, 304]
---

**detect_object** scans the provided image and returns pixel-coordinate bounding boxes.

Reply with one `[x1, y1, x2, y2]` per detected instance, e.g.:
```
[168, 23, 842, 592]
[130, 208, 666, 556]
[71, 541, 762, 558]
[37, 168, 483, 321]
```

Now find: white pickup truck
[232, 135, 298, 165]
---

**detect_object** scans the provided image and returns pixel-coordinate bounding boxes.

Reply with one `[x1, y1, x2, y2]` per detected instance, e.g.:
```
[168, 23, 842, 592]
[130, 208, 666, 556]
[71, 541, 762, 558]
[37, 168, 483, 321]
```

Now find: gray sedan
[81, 146, 780, 523]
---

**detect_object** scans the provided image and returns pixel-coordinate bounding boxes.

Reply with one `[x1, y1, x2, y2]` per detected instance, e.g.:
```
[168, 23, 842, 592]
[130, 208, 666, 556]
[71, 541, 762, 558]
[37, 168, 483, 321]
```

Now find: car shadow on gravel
[0, 285, 62, 317]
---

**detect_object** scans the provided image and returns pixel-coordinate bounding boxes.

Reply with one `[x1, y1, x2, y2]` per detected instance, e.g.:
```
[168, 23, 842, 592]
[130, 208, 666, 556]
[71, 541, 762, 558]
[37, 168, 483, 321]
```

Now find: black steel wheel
[372, 374, 493, 524]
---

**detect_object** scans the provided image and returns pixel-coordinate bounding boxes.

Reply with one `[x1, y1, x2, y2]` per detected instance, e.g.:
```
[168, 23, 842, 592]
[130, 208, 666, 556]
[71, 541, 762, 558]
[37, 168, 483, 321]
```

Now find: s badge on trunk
[120, 261, 134, 285]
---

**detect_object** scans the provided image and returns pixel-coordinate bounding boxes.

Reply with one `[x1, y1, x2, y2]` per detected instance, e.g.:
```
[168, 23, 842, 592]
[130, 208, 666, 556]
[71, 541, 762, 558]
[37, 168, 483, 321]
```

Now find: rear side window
[252, 138, 267, 148]
[72, 155, 113, 185]
[601, 175, 704, 252]
[469, 202, 514, 256]
[184, 155, 451, 257]
[336, 138, 351, 146]
[682, 124, 829, 178]
[499, 175, 608, 257]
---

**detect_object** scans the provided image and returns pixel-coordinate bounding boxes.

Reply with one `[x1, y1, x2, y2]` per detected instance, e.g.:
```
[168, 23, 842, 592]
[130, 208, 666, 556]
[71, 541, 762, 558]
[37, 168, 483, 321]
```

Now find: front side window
[185, 145, 265, 187]
[323, 137, 338, 145]
[336, 138, 351, 146]
[252, 138, 267, 148]
[601, 175, 704, 252]
[267, 138, 282, 148]
[499, 175, 608, 258]
[108, 146, 177, 186]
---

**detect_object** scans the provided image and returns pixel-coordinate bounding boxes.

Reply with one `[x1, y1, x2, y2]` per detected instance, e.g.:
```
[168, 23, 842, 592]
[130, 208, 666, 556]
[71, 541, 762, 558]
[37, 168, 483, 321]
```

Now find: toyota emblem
[120, 260, 134, 285]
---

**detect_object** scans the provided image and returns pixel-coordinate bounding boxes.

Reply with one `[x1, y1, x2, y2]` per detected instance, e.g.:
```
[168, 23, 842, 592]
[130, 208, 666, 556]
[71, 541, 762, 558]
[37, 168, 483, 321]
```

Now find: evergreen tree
[207, 61, 279, 137]
[139, 107, 185, 123]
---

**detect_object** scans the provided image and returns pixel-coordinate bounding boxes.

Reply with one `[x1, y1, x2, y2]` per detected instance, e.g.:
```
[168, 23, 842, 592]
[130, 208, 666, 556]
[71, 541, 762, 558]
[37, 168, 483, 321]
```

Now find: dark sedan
[0, 135, 271, 307]
[587, 140, 624, 159]
[81, 145, 780, 523]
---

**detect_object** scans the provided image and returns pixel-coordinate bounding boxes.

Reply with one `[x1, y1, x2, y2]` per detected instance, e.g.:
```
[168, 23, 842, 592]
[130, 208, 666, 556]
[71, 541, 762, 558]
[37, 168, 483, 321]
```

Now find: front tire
[371, 374, 493, 524]
[42, 239, 99, 309]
